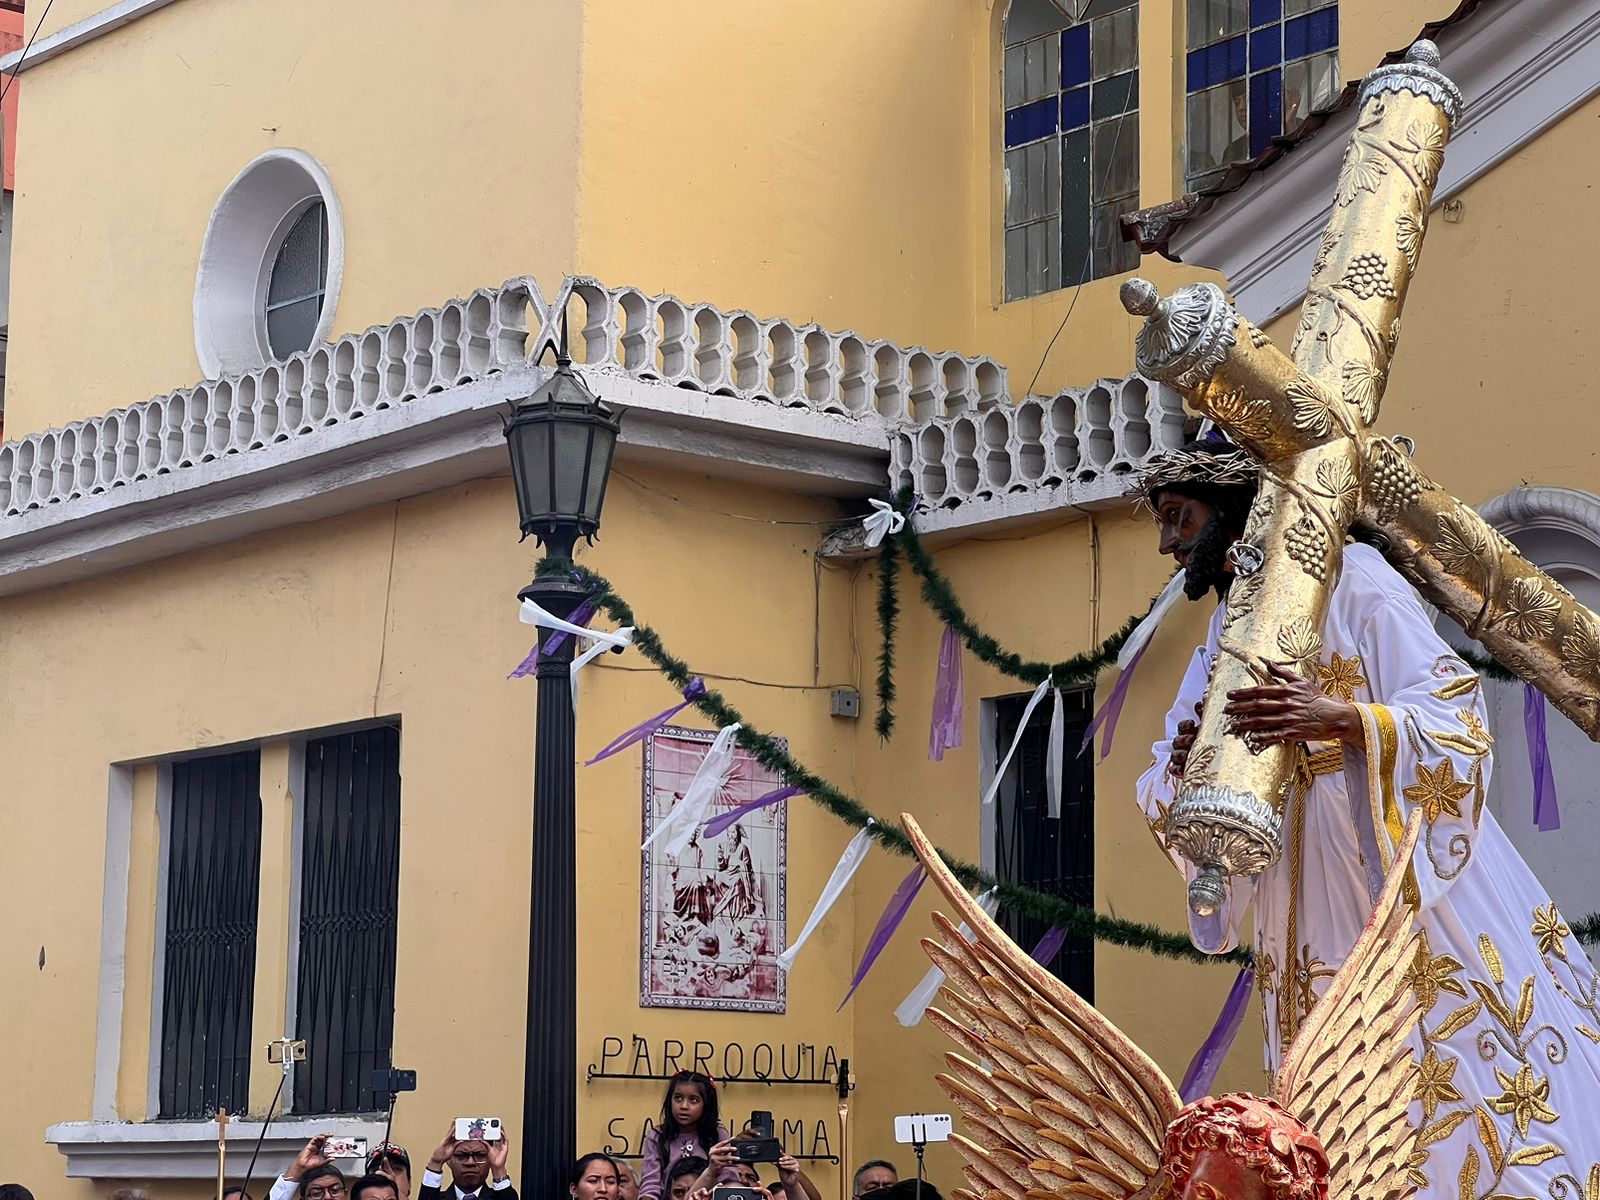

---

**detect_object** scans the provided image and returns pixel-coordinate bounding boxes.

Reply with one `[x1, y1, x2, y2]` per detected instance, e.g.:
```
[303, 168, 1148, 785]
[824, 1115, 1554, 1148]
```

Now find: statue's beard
[1181, 515, 1234, 601]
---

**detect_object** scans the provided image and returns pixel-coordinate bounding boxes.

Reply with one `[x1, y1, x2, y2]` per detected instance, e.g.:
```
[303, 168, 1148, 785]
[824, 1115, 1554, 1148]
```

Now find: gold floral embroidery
[1416, 1045, 1462, 1120]
[1458, 708, 1493, 747]
[1316, 652, 1367, 702]
[1405, 759, 1474, 822]
[1407, 932, 1468, 1014]
[1532, 903, 1571, 959]
[1488, 1064, 1558, 1138]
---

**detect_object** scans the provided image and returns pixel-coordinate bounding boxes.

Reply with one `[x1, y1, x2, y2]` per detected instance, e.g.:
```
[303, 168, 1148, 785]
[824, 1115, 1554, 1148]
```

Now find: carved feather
[1273, 810, 1426, 1200]
[901, 815, 1179, 1200]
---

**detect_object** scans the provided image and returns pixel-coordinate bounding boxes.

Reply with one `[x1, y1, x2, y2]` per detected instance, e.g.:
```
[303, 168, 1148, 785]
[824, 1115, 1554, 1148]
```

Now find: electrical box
[830, 688, 861, 718]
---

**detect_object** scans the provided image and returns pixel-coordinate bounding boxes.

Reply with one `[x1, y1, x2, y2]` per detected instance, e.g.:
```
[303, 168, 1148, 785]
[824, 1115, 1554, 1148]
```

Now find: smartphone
[893, 1114, 952, 1144]
[325, 1137, 369, 1159]
[455, 1116, 504, 1142]
[747, 1111, 775, 1139]
[713, 1188, 769, 1200]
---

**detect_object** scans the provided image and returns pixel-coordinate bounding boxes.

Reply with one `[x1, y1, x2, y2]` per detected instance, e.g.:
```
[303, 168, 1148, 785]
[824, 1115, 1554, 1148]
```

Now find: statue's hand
[1223, 663, 1365, 747]
[1169, 703, 1202, 775]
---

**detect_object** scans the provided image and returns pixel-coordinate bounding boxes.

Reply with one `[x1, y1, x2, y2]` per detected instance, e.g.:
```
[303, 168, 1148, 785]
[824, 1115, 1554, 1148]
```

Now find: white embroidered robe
[1137, 544, 1600, 1193]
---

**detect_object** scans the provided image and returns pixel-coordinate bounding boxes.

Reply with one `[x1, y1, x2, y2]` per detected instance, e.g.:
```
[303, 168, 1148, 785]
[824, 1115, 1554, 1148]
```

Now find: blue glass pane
[1062, 23, 1091, 88]
[1307, 6, 1337, 53]
[1187, 36, 1248, 92]
[1249, 26, 1279, 72]
[1249, 0, 1280, 26]
[1061, 86, 1091, 131]
[1284, 12, 1308, 58]
[1005, 97, 1059, 148]
[1227, 34, 1248, 79]
[1249, 69, 1282, 157]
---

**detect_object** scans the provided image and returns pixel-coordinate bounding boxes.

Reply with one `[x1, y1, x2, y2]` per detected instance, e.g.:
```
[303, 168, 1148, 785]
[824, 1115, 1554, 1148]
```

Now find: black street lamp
[504, 343, 621, 1194]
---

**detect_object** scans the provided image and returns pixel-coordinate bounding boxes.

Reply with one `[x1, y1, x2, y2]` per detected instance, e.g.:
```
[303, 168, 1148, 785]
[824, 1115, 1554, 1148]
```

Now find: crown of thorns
[1133, 446, 1259, 516]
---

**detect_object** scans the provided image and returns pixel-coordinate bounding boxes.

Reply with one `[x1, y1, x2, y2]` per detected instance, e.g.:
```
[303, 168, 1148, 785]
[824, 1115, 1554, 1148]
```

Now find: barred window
[1003, 0, 1141, 302]
[158, 750, 263, 1119]
[1185, 0, 1338, 191]
[293, 726, 402, 1114]
[992, 688, 1095, 998]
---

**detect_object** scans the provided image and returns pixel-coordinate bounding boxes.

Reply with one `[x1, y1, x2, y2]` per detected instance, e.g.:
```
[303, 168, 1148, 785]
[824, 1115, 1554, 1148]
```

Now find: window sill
[46, 1115, 386, 1180]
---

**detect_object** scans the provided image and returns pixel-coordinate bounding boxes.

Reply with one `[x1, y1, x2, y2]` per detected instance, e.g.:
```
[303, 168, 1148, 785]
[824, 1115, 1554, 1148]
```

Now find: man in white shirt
[267, 1137, 346, 1200]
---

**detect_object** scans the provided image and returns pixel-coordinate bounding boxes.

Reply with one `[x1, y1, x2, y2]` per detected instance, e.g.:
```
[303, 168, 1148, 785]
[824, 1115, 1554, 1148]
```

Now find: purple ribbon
[1029, 925, 1068, 968]
[585, 678, 708, 766]
[543, 594, 599, 654]
[1178, 966, 1254, 1103]
[702, 785, 803, 839]
[838, 864, 927, 1011]
[507, 594, 600, 678]
[929, 625, 965, 761]
[1080, 638, 1153, 762]
[1524, 683, 1561, 832]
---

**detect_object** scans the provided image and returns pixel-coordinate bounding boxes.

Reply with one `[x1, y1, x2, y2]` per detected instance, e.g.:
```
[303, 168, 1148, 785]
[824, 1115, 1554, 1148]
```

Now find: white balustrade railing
[886, 373, 1189, 513]
[0, 275, 1008, 518]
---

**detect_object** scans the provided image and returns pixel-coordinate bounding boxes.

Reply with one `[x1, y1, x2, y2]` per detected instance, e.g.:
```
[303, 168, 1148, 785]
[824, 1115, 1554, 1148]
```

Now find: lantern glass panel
[583, 424, 618, 522]
[551, 415, 593, 519]
[508, 416, 552, 529]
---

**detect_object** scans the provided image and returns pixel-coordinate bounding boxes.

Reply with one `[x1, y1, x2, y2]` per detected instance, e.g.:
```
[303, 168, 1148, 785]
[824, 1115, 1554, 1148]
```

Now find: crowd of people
[0, 1070, 941, 1200]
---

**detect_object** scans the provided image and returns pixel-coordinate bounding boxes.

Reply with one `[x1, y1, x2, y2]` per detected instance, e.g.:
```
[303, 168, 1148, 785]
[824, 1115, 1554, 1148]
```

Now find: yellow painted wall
[2, 0, 1591, 1196]
[4, 0, 582, 434]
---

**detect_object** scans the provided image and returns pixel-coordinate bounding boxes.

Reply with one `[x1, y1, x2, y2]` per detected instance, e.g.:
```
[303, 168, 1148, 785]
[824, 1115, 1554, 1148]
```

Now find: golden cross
[1120, 43, 1600, 916]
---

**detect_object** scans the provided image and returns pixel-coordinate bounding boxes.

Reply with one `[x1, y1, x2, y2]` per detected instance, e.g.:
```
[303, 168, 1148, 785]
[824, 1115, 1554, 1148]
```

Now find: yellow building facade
[3, 0, 1599, 1196]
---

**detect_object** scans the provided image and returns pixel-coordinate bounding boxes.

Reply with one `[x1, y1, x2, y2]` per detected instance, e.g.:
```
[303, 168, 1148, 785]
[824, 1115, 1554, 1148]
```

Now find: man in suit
[419, 1123, 515, 1200]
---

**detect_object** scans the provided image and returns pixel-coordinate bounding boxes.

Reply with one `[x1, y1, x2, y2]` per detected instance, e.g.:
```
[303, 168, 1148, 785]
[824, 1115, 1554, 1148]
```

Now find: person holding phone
[419, 1122, 515, 1200]
[267, 1135, 348, 1200]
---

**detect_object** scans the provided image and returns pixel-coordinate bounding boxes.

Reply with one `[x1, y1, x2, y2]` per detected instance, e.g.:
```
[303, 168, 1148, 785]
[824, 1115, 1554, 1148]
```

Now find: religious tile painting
[641, 726, 787, 1011]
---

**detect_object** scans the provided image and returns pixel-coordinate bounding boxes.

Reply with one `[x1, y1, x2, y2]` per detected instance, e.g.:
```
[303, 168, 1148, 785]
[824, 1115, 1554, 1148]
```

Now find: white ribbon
[861, 498, 905, 549]
[894, 887, 999, 1026]
[776, 820, 876, 971]
[1046, 686, 1065, 819]
[643, 723, 742, 858]
[981, 678, 1051, 808]
[569, 626, 635, 707]
[519, 597, 633, 651]
[1117, 570, 1186, 670]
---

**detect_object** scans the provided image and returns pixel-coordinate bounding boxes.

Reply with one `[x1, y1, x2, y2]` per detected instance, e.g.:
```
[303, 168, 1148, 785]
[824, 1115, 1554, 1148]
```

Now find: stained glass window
[1003, 0, 1141, 302]
[1184, 0, 1338, 192]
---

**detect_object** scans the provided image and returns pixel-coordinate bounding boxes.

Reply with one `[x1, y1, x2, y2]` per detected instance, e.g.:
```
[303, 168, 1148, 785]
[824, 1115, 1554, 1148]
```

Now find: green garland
[532, 558, 1600, 957]
[534, 555, 1241, 966]
[874, 534, 899, 740]
[892, 509, 1154, 688]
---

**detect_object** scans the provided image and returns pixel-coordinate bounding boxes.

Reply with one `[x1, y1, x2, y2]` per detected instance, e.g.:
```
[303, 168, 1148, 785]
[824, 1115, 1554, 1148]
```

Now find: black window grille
[159, 749, 263, 1119]
[294, 726, 402, 1114]
[993, 688, 1095, 999]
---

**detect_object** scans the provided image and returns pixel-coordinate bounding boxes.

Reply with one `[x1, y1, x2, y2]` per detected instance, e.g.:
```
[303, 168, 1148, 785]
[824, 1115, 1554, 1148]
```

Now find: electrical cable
[1023, 77, 1138, 399]
[0, 0, 55, 107]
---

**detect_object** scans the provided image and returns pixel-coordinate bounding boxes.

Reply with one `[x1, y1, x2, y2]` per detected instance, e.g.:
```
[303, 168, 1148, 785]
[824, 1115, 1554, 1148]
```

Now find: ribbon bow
[518, 597, 635, 709]
[861, 498, 906, 549]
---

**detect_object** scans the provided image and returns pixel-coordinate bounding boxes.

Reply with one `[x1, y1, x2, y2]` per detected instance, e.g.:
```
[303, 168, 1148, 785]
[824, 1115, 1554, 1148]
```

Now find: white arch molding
[193, 149, 345, 378]
[1471, 486, 1600, 937]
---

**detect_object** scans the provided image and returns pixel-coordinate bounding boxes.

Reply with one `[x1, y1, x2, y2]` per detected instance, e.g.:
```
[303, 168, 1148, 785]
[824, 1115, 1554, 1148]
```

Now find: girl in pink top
[639, 1071, 731, 1200]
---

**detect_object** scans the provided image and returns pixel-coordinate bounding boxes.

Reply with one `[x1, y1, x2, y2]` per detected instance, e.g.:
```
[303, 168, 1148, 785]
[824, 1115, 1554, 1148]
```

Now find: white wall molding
[47, 1116, 383, 1179]
[1170, 0, 1600, 326]
[91, 766, 135, 1123]
[0, 273, 1020, 596]
[0, 0, 185, 77]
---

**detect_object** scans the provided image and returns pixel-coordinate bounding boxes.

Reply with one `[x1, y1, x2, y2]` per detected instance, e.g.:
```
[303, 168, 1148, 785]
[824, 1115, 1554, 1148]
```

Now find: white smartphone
[893, 1114, 952, 1145]
[325, 1137, 368, 1159]
[455, 1116, 504, 1142]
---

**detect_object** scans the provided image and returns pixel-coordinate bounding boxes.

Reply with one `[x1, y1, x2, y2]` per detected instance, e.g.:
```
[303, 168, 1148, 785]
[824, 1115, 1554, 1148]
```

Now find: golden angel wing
[900, 814, 1180, 1200]
[1272, 809, 1426, 1200]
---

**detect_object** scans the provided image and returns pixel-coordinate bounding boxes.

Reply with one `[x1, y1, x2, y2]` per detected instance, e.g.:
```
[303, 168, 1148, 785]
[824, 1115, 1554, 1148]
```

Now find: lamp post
[504, 343, 621, 1195]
